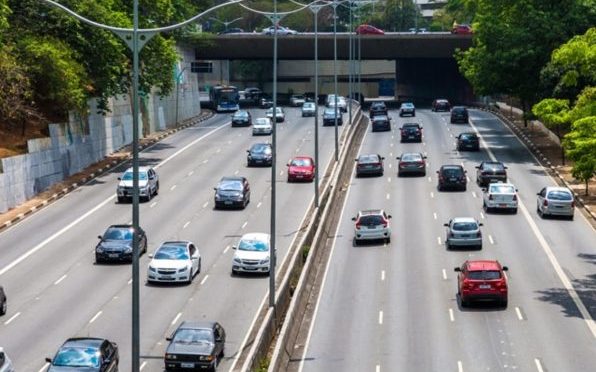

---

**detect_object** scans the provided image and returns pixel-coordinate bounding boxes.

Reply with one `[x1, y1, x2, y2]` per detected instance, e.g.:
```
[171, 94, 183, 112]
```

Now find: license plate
[499, 203, 508, 207]
[296, 175, 303, 178]
[224, 201, 233, 205]
[460, 235, 469, 238]
[449, 178, 457, 182]
[479, 284, 491, 289]
[109, 254, 119, 258]
[161, 275, 172, 279]
[408, 136, 414, 139]
[181, 363, 194, 368]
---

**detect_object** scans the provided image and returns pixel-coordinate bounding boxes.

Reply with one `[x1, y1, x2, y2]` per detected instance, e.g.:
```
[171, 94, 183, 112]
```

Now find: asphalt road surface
[0, 106, 348, 371]
[294, 108, 596, 372]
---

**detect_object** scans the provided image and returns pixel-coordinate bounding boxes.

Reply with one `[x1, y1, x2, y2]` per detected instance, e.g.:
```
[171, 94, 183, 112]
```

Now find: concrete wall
[0, 46, 202, 213]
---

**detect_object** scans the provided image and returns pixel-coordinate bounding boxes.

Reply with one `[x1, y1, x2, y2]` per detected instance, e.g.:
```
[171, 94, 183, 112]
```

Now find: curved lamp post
[209, 16, 243, 32]
[39, 1, 243, 370]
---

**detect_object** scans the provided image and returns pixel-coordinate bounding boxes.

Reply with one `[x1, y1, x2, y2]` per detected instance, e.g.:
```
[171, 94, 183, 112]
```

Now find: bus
[209, 85, 240, 112]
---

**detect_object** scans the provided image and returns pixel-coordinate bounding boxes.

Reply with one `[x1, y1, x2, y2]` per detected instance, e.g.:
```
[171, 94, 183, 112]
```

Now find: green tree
[432, 0, 478, 31]
[456, 0, 595, 121]
[532, 98, 571, 164]
[563, 116, 596, 195]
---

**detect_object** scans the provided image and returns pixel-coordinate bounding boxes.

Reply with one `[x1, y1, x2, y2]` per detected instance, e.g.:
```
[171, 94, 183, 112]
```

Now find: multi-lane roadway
[293, 108, 596, 371]
[0, 106, 348, 371]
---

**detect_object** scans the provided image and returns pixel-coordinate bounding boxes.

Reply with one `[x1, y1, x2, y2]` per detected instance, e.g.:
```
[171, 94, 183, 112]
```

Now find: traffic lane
[1, 109, 340, 370]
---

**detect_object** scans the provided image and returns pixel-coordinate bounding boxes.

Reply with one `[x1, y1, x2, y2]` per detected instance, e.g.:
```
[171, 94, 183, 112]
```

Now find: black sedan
[450, 106, 469, 124]
[231, 110, 252, 127]
[397, 152, 427, 176]
[400, 123, 422, 142]
[46, 337, 119, 372]
[247, 143, 273, 167]
[476, 161, 508, 186]
[437, 165, 467, 191]
[456, 132, 480, 151]
[369, 102, 388, 117]
[371, 115, 391, 132]
[95, 225, 147, 263]
[322, 108, 342, 126]
[355, 154, 384, 177]
[165, 321, 226, 372]
[214, 176, 250, 209]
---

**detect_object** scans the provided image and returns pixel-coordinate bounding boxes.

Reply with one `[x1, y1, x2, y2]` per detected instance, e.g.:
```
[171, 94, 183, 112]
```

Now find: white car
[301, 102, 316, 117]
[352, 209, 392, 244]
[444, 217, 483, 250]
[147, 241, 201, 284]
[0, 347, 14, 372]
[483, 182, 518, 214]
[232, 233, 273, 275]
[117, 166, 159, 203]
[266, 107, 285, 122]
[290, 95, 306, 107]
[252, 117, 273, 135]
[326, 95, 347, 112]
[537, 186, 575, 219]
[262, 25, 298, 35]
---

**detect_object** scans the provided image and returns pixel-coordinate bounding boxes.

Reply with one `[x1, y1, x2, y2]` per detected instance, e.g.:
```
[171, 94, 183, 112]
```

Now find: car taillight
[543, 199, 548, 206]
[373, 162, 381, 167]
[513, 195, 518, 201]
[571, 201, 575, 208]
[463, 281, 473, 290]
[476, 231, 482, 238]
[355, 221, 361, 229]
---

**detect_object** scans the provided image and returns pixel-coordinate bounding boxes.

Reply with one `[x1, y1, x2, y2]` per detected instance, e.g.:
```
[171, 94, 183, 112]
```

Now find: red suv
[451, 24, 473, 35]
[454, 260, 509, 307]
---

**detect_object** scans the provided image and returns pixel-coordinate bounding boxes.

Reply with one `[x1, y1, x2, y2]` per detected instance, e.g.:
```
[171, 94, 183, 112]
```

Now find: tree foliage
[564, 115, 596, 194]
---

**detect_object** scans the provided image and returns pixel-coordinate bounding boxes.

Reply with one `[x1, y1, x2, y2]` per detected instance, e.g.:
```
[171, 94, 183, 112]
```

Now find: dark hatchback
[247, 143, 272, 167]
[450, 106, 469, 124]
[432, 99, 451, 112]
[165, 321, 226, 372]
[46, 337, 119, 372]
[95, 225, 147, 263]
[476, 161, 508, 186]
[397, 152, 427, 176]
[437, 165, 467, 191]
[400, 123, 422, 142]
[231, 110, 252, 127]
[371, 115, 391, 132]
[355, 154, 384, 177]
[214, 177, 250, 209]
[323, 108, 342, 126]
[369, 102, 388, 118]
[456, 132, 480, 151]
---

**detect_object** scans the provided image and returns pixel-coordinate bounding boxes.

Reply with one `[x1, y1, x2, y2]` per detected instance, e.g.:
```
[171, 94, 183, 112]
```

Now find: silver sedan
[444, 217, 483, 250]
[537, 186, 575, 220]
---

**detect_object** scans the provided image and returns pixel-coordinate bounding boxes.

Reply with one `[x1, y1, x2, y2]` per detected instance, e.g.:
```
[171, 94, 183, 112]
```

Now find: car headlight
[165, 354, 177, 360]
[260, 257, 270, 264]
[124, 245, 133, 254]
[178, 266, 189, 272]
[96, 246, 104, 253]
[215, 193, 222, 200]
[199, 355, 214, 362]
[149, 266, 157, 272]
[233, 257, 242, 263]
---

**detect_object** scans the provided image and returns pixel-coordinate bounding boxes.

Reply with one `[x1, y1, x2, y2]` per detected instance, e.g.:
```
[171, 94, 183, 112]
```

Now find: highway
[0, 106, 348, 371]
[293, 108, 596, 371]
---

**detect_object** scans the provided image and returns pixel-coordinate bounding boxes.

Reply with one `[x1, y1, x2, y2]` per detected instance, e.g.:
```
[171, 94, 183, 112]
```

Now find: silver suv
[352, 209, 392, 245]
[117, 166, 159, 203]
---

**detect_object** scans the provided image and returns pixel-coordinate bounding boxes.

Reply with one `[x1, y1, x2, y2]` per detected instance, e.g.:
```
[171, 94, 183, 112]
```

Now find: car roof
[402, 122, 420, 127]
[241, 232, 270, 242]
[108, 224, 133, 229]
[451, 217, 477, 223]
[481, 161, 504, 165]
[452, 106, 467, 110]
[545, 186, 572, 193]
[124, 166, 152, 172]
[466, 260, 501, 271]
[441, 164, 464, 169]
[63, 338, 106, 348]
[291, 156, 313, 161]
[220, 176, 245, 182]
[178, 320, 216, 330]
[358, 209, 384, 215]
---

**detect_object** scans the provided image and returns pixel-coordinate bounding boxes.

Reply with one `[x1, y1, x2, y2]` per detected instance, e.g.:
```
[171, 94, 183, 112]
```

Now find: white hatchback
[252, 117, 273, 135]
[537, 186, 575, 219]
[352, 209, 392, 245]
[483, 182, 518, 214]
[266, 107, 285, 122]
[147, 241, 201, 284]
[232, 233, 272, 275]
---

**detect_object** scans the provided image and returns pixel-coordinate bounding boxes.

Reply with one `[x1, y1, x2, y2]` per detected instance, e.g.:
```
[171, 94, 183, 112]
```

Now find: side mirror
[482, 188, 487, 192]
[117, 177, 121, 181]
[247, 150, 250, 153]
[423, 155, 427, 159]
[232, 245, 237, 250]
[351, 217, 357, 221]
[443, 223, 449, 227]
[516, 189, 519, 192]
[436, 170, 439, 173]
[502, 266, 509, 271]
[46, 358, 52, 363]
[103, 358, 112, 365]
[454, 267, 461, 272]
[148, 253, 153, 259]
[98, 235, 102, 240]
[354, 159, 358, 161]
[166, 336, 172, 341]
[387, 215, 392, 219]
[464, 170, 468, 173]
[536, 192, 541, 196]
[381, 157, 385, 160]
[504, 166, 508, 169]
[213, 187, 217, 191]
[475, 166, 480, 169]
[478, 223, 484, 226]
[396, 157, 400, 160]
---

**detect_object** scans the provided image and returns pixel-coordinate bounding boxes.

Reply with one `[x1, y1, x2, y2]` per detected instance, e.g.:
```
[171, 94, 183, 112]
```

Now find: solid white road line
[140, 361, 147, 370]
[379, 311, 383, 325]
[200, 275, 209, 285]
[223, 245, 230, 254]
[376, 365, 380, 372]
[381, 270, 385, 281]
[470, 117, 596, 338]
[183, 221, 190, 229]
[89, 311, 102, 323]
[38, 363, 50, 372]
[442, 269, 447, 280]
[170, 185, 177, 191]
[449, 308, 455, 322]
[150, 201, 157, 208]
[515, 306, 524, 320]
[433, 212, 438, 220]
[54, 274, 67, 285]
[534, 358, 544, 372]
[4, 312, 20, 325]
[458, 360, 464, 372]
[171, 312, 182, 325]
[488, 235, 494, 245]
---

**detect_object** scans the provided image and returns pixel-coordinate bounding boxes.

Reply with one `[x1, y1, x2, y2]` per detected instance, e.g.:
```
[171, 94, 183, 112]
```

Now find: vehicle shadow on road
[453, 295, 507, 312]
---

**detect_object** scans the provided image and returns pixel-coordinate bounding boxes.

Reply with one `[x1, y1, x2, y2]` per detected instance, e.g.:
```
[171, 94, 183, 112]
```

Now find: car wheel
[461, 296, 469, 308]
[462, 185, 467, 192]
[385, 237, 391, 244]
[117, 196, 124, 203]
[477, 244, 482, 250]
[353, 238, 359, 246]
[511, 208, 518, 214]
[446, 242, 451, 250]
[187, 271, 193, 285]
[568, 214, 574, 221]
[231, 269, 237, 276]
[1, 300, 7, 315]
[501, 298, 508, 308]
[155, 182, 159, 196]
[438, 184, 443, 191]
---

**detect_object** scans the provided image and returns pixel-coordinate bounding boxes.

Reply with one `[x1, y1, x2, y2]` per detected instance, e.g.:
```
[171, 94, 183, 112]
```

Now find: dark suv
[95, 225, 147, 263]
[165, 321, 226, 372]
[400, 123, 422, 142]
[437, 165, 467, 191]
[371, 115, 391, 132]
[231, 110, 252, 127]
[214, 176, 251, 209]
[476, 161, 508, 186]
[247, 143, 273, 167]
[323, 108, 342, 126]
[450, 106, 469, 124]
[369, 102, 388, 118]
[432, 99, 451, 112]
[456, 132, 480, 151]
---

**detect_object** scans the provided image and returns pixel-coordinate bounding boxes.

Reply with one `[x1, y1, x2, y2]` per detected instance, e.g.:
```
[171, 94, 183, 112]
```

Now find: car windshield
[122, 171, 148, 181]
[467, 270, 501, 280]
[548, 191, 573, 200]
[442, 167, 463, 177]
[291, 158, 312, 167]
[238, 239, 269, 252]
[293, 95, 305, 100]
[490, 185, 515, 194]
[373, 117, 388, 122]
[173, 328, 214, 344]
[303, 102, 315, 108]
[324, 109, 338, 116]
[234, 111, 249, 118]
[402, 103, 414, 108]
[460, 134, 477, 140]
[453, 107, 466, 113]
[155, 245, 189, 260]
[255, 119, 270, 126]
[219, 180, 243, 191]
[401, 154, 422, 161]
[483, 162, 504, 170]
[251, 145, 271, 154]
[52, 347, 101, 368]
[452, 222, 478, 231]
[359, 215, 384, 226]
[372, 103, 386, 110]
[104, 228, 133, 240]
[267, 108, 283, 114]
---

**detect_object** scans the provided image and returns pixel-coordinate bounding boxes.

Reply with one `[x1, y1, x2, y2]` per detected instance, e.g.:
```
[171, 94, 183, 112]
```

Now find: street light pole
[332, 0, 339, 162]
[174, 66, 188, 128]
[270, 0, 278, 310]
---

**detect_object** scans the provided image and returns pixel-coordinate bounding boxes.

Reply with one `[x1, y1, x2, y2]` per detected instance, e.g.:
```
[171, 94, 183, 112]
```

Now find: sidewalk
[0, 111, 214, 231]
[488, 102, 595, 225]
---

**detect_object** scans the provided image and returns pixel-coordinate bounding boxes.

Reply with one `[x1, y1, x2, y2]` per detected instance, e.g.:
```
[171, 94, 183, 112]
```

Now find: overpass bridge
[191, 33, 474, 103]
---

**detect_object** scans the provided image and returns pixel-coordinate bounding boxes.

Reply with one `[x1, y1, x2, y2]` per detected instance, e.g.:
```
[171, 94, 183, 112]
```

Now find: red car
[356, 24, 385, 35]
[454, 260, 509, 307]
[451, 24, 473, 35]
[287, 156, 315, 182]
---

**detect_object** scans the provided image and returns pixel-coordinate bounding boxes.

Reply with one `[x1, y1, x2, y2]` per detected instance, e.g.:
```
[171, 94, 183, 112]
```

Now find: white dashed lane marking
[442, 269, 447, 280]
[183, 221, 190, 229]
[381, 270, 385, 281]
[534, 359, 544, 372]
[449, 308, 455, 322]
[200, 275, 209, 285]
[171, 312, 182, 325]
[170, 185, 177, 191]
[150, 201, 157, 208]
[379, 311, 384, 325]
[89, 311, 102, 323]
[54, 274, 67, 285]
[489, 235, 494, 245]
[4, 312, 20, 325]
[515, 306, 524, 320]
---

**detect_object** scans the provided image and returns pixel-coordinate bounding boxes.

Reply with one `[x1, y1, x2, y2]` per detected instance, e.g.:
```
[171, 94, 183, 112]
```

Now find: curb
[0, 111, 215, 232]
[476, 105, 596, 221]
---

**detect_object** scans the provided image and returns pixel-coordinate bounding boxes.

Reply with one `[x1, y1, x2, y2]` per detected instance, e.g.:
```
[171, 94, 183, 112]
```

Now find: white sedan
[262, 26, 298, 35]
[252, 117, 272, 135]
[147, 241, 201, 284]
[266, 107, 285, 122]
[232, 233, 273, 275]
[482, 182, 518, 214]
